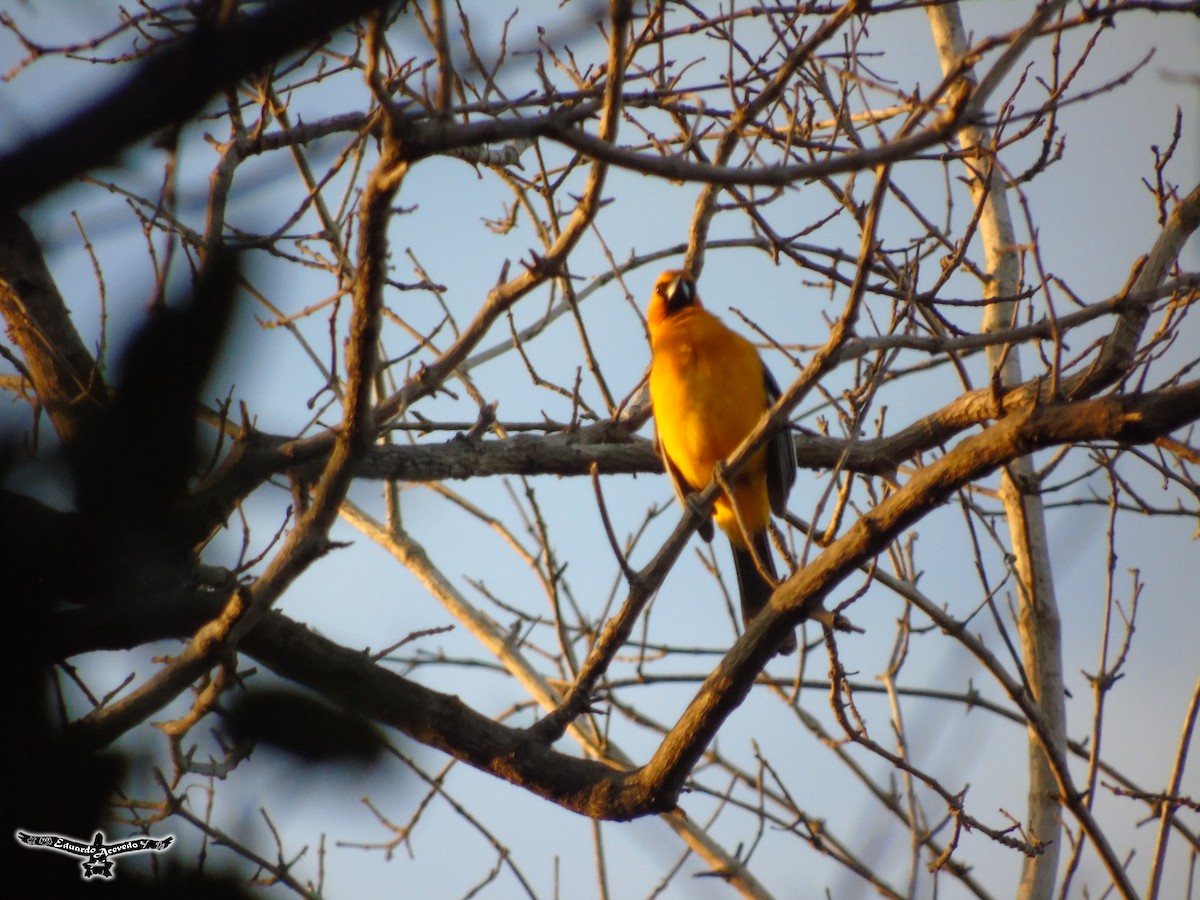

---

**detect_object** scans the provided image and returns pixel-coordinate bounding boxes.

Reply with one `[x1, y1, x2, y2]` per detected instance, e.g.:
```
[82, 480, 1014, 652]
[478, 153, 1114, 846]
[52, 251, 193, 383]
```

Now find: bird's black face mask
[662, 273, 696, 313]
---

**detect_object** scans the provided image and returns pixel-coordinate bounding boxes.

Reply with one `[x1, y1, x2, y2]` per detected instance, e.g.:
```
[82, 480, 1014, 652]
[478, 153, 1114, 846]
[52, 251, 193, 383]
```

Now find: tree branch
[632, 381, 1200, 828]
[0, 212, 107, 446]
[0, 0, 404, 211]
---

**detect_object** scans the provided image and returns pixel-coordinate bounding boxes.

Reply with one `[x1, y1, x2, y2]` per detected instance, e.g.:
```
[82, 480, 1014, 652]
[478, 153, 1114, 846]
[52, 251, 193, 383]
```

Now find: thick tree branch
[930, 4, 1068, 897]
[256, 380, 1200, 821]
[42, 378, 1200, 826]
[0, 213, 107, 446]
[0, 0, 404, 211]
[338, 499, 776, 897]
[68, 100, 406, 752]
[2, 3, 1195, 893]
[1077, 181, 1200, 396]
[632, 381, 1200, 823]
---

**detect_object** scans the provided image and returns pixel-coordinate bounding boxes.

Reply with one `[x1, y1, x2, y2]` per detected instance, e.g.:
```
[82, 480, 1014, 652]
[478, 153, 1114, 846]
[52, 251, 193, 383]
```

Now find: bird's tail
[731, 530, 797, 655]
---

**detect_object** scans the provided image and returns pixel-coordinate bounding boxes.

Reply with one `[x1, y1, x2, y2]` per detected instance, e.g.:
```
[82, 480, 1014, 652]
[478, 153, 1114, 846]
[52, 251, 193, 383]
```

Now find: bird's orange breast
[649, 306, 771, 543]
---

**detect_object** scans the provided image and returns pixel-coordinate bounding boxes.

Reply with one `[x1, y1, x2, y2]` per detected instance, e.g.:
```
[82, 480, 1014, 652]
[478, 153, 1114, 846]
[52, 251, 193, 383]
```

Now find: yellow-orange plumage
[647, 269, 797, 654]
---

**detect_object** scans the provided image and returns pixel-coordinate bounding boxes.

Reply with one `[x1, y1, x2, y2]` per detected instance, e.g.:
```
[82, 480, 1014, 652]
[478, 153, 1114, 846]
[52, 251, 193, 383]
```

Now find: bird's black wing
[763, 367, 797, 517]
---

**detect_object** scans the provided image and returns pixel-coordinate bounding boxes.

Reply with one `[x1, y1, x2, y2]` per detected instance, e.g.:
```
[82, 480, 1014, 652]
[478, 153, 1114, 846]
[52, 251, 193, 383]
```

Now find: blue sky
[3, 2, 1198, 897]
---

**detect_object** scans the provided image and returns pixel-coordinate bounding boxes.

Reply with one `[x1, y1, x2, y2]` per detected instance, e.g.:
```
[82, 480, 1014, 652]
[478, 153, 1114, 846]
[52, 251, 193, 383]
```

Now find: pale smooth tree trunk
[925, 7, 1068, 899]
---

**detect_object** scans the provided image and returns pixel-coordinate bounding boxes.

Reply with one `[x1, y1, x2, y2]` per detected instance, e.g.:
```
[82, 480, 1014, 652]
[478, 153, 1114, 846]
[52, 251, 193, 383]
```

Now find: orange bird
[647, 269, 797, 655]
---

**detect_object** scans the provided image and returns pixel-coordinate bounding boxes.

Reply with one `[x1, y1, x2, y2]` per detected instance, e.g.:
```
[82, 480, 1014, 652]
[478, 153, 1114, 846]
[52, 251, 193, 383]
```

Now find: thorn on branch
[808, 607, 862, 634]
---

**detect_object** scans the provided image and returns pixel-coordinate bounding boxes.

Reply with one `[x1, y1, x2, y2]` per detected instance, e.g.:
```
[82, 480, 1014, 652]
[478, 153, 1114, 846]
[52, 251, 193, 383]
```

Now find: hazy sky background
[2, 2, 1197, 897]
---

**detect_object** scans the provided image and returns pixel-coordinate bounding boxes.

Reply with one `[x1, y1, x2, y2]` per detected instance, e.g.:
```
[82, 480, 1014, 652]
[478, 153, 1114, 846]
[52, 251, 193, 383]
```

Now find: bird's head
[648, 269, 699, 327]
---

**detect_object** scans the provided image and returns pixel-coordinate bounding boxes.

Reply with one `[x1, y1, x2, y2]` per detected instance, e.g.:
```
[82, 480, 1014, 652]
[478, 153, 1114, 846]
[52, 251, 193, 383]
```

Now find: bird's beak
[664, 273, 694, 311]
